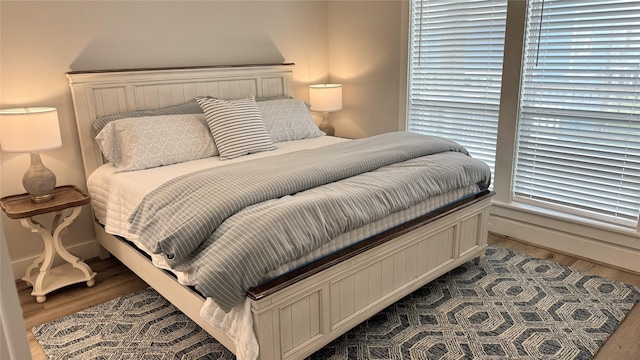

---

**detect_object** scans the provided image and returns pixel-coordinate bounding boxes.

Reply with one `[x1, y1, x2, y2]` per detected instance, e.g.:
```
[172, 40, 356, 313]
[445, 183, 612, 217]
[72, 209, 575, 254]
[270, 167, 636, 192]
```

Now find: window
[514, 0, 640, 227]
[407, 0, 508, 180]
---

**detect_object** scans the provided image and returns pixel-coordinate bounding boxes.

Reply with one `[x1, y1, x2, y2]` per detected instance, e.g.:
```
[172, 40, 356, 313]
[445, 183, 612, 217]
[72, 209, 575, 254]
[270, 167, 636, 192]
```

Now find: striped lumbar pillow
[197, 95, 276, 160]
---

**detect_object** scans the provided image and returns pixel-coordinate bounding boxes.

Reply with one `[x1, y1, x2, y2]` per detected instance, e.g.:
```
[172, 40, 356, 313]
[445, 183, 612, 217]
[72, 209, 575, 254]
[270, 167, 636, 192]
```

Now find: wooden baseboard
[489, 206, 640, 274]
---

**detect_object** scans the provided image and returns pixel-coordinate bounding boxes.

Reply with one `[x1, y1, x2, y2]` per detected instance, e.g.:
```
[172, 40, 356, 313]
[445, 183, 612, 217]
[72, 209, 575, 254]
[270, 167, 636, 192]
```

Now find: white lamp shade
[309, 84, 343, 112]
[0, 107, 62, 152]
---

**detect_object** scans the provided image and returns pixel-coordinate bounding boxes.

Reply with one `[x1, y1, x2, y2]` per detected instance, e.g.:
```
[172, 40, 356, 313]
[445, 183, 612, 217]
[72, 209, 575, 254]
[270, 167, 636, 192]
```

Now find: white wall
[327, 0, 406, 139]
[0, 0, 332, 277]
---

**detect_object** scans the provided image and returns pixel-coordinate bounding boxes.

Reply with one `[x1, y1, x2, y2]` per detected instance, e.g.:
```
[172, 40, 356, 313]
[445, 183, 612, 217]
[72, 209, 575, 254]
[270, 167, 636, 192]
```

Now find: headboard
[66, 63, 295, 179]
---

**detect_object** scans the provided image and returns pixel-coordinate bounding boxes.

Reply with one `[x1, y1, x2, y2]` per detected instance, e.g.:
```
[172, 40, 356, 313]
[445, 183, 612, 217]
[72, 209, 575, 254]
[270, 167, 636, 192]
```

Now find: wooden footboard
[249, 191, 493, 360]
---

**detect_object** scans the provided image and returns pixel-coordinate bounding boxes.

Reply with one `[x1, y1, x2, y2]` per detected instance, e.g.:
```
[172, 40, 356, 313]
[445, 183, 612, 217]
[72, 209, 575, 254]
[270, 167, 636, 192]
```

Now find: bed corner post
[251, 301, 277, 360]
[474, 198, 492, 266]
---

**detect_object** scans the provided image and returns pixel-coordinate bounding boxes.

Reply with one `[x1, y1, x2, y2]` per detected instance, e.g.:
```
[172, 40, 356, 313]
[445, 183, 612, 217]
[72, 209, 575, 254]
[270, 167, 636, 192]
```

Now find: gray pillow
[95, 114, 216, 172]
[93, 96, 298, 134]
[257, 99, 324, 142]
[93, 99, 203, 134]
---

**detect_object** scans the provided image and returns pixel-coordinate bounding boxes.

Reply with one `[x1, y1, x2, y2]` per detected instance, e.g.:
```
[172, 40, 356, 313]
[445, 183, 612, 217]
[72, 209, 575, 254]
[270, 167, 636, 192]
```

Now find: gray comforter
[128, 132, 491, 311]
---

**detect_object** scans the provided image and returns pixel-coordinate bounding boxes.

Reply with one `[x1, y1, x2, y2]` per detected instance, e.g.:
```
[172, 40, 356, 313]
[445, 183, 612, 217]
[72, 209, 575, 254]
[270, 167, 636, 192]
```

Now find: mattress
[87, 135, 484, 360]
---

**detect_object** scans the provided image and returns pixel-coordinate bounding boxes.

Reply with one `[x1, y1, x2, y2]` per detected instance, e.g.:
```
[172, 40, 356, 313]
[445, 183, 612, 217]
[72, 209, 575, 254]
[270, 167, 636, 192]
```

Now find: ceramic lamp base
[319, 111, 335, 136]
[23, 152, 56, 203]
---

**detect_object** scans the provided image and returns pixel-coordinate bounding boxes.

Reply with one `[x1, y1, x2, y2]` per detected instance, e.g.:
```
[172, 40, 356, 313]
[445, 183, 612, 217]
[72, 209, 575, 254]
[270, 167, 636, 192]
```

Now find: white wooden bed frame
[67, 64, 493, 360]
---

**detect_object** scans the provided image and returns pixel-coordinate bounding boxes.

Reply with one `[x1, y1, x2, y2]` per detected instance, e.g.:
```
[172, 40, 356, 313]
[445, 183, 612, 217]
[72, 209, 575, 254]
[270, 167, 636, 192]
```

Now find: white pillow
[197, 96, 276, 160]
[95, 114, 217, 172]
[257, 99, 324, 142]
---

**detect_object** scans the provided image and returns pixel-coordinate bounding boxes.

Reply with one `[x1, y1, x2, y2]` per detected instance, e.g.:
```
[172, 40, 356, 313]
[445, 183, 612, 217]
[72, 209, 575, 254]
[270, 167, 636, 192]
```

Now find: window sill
[493, 200, 638, 236]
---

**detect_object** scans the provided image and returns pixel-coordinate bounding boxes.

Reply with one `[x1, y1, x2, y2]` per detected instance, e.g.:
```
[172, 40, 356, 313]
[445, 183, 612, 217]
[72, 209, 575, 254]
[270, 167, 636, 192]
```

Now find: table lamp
[0, 107, 62, 202]
[309, 84, 342, 136]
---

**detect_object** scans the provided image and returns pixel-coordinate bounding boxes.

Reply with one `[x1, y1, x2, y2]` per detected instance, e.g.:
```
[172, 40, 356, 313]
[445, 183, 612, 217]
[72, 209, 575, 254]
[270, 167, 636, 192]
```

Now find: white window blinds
[515, 0, 640, 227]
[408, 0, 507, 180]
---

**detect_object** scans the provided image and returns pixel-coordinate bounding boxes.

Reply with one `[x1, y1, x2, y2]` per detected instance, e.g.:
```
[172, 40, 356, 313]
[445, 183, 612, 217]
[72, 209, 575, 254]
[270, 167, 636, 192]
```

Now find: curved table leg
[20, 207, 96, 303]
[51, 207, 96, 287]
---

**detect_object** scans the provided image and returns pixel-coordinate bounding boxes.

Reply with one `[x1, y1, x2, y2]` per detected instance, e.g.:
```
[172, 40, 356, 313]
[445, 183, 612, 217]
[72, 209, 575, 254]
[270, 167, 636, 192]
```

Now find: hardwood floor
[19, 257, 148, 360]
[19, 234, 640, 360]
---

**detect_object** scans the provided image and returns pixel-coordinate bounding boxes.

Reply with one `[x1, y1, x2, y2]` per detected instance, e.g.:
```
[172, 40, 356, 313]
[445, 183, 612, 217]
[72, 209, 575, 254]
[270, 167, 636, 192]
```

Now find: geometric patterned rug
[34, 245, 640, 360]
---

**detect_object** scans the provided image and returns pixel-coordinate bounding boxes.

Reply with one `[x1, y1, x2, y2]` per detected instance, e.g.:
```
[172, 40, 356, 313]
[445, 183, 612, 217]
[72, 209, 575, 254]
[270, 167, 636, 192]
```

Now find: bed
[67, 63, 494, 360]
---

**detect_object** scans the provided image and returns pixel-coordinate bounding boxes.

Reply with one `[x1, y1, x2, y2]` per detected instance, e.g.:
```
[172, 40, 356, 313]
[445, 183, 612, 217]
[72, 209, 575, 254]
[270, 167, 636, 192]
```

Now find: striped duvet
[128, 132, 491, 312]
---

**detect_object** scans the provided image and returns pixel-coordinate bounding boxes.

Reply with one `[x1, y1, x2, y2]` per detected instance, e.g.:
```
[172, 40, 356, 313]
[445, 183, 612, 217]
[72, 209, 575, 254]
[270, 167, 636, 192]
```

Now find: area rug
[34, 245, 640, 359]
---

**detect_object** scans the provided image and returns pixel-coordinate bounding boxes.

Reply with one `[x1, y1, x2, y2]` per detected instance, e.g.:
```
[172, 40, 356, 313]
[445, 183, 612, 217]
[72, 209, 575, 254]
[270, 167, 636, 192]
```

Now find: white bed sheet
[87, 135, 482, 360]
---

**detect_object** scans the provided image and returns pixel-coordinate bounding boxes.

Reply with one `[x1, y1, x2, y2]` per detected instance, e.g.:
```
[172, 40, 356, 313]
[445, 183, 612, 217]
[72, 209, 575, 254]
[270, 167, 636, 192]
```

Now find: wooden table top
[0, 185, 90, 219]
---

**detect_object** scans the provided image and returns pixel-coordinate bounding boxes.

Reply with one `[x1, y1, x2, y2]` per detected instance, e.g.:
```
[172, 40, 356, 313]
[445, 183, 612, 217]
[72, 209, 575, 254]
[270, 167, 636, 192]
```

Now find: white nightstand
[0, 185, 96, 303]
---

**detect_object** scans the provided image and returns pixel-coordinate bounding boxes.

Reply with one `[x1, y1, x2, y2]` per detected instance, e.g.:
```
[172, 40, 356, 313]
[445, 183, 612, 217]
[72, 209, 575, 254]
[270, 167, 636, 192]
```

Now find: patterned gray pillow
[197, 96, 276, 160]
[257, 99, 324, 142]
[92, 96, 298, 135]
[95, 114, 216, 172]
[93, 99, 203, 134]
